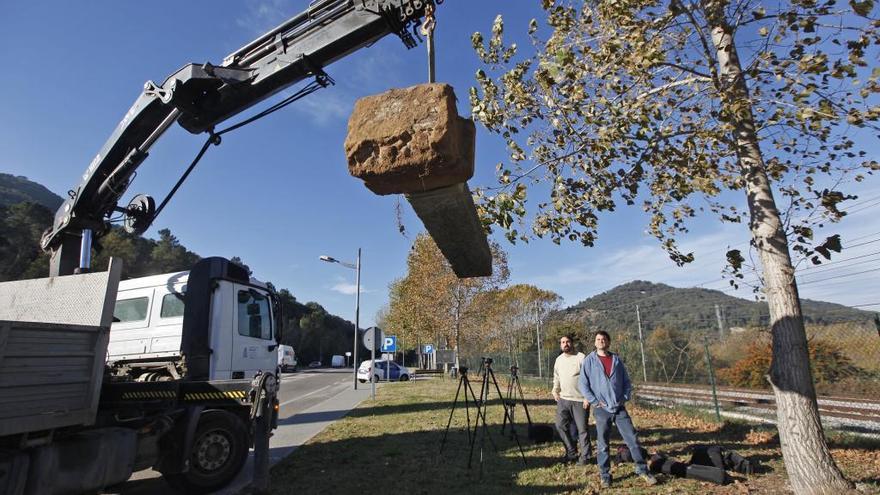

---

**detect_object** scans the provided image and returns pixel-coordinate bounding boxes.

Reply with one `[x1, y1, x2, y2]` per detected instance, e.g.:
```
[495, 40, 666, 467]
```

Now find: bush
[718, 338, 865, 388]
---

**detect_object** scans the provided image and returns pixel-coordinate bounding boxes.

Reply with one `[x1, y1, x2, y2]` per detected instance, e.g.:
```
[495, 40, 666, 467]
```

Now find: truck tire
[165, 410, 249, 494]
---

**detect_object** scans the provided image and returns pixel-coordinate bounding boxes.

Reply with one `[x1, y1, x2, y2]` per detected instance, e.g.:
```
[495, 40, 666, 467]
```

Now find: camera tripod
[501, 365, 528, 435]
[502, 366, 553, 443]
[439, 358, 526, 472]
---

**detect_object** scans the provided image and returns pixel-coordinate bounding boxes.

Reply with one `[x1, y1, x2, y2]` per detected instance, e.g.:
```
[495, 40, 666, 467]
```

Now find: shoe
[639, 473, 658, 486]
[559, 455, 576, 464]
[600, 477, 612, 488]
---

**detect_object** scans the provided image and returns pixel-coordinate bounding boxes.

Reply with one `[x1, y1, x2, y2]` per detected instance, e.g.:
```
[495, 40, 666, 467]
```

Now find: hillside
[556, 280, 873, 333]
[0, 174, 356, 364]
[0, 173, 63, 210]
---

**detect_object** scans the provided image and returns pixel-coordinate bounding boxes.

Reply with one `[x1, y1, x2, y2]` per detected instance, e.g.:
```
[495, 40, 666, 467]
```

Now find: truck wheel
[165, 410, 249, 494]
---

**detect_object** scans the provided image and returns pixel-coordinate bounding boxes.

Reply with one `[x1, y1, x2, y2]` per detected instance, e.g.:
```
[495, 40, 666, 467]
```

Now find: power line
[844, 230, 880, 243]
[798, 267, 880, 286]
[850, 302, 880, 308]
[798, 256, 880, 278]
[846, 199, 880, 216]
[846, 237, 880, 249]
[844, 193, 880, 209]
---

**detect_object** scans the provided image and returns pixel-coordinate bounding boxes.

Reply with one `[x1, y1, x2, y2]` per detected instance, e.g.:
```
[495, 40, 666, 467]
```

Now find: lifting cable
[150, 71, 335, 222]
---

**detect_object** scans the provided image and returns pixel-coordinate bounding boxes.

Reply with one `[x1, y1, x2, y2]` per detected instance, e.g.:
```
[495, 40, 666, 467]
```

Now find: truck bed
[0, 321, 109, 436]
[0, 260, 121, 437]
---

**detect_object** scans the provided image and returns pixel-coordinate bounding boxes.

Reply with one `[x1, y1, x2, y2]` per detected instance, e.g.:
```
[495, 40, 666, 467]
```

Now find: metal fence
[453, 314, 880, 434]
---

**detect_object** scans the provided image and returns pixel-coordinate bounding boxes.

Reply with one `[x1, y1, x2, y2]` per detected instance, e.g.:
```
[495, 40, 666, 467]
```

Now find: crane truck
[0, 1, 453, 494]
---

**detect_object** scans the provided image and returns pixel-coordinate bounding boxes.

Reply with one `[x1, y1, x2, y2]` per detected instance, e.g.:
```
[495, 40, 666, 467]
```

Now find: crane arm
[43, 0, 440, 276]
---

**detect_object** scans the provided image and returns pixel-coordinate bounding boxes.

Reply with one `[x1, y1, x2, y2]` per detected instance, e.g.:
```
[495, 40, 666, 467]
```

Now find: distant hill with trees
[0, 173, 63, 210]
[554, 280, 874, 335]
[0, 174, 358, 365]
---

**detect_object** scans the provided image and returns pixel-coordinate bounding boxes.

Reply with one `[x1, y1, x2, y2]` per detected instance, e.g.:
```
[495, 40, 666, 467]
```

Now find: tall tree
[0, 202, 52, 281]
[473, 284, 561, 368]
[386, 233, 509, 366]
[149, 228, 200, 274]
[471, 1, 878, 491]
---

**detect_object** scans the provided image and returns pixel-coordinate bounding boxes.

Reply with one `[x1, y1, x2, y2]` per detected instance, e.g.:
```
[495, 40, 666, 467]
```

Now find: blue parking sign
[424, 344, 434, 353]
[381, 336, 397, 352]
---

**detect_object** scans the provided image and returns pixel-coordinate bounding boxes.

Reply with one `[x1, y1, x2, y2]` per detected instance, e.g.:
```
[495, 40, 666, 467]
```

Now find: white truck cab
[109, 257, 280, 381]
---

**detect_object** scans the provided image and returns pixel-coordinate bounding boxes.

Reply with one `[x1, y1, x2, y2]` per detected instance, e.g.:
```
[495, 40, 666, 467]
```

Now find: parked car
[331, 355, 345, 368]
[277, 345, 297, 372]
[308, 361, 322, 368]
[357, 360, 411, 382]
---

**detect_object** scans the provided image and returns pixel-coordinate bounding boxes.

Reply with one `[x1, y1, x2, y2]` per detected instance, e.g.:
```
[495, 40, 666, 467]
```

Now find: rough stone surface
[406, 183, 492, 278]
[345, 83, 475, 195]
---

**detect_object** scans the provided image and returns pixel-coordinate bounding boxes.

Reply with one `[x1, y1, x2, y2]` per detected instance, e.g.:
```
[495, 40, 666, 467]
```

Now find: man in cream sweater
[552, 334, 592, 464]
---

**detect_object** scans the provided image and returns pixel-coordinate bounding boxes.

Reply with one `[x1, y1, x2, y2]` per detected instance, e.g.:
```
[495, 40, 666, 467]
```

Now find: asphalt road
[108, 368, 366, 495]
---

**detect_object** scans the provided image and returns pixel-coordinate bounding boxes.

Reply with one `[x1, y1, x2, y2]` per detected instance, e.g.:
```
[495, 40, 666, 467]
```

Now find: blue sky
[2, 1, 878, 328]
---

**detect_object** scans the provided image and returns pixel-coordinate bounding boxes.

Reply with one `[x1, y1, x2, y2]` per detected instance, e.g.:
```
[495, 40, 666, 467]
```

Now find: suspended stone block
[345, 83, 475, 195]
[345, 83, 490, 278]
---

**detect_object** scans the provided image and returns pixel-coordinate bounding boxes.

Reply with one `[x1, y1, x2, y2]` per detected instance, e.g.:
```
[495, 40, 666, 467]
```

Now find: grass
[259, 377, 880, 494]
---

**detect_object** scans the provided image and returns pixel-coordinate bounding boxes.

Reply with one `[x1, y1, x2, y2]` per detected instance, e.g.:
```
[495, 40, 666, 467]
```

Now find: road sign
[424, 344, 434, 354]
[362, 327, 384, 350]
[436, 349, 455, 364]
[381, 336, 397, 352]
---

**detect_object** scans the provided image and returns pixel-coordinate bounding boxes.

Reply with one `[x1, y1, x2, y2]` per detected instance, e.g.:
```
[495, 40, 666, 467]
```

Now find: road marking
[279, 381, 347, 408]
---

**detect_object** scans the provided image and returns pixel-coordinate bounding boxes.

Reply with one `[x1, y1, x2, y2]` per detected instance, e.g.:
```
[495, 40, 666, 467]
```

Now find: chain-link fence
[606, 315, 880, 432]
[616, 318, 879, 396]
[448, 312, 879, 433]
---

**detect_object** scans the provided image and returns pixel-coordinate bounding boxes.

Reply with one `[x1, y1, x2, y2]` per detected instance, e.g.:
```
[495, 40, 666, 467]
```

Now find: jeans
[593, 406, 648, 480]
[555, 399, 592, 461]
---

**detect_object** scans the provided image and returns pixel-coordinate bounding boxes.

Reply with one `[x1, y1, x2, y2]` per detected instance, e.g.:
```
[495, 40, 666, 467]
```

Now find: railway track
[636, 382, 880, 436]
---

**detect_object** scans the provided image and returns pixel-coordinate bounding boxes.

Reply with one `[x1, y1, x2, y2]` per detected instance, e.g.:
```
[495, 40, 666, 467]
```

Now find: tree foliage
[0, 202, 53, 281]
[470, 0, 878, 266]
[470, 284, 561, 363]
[385, 233, 510, 359]
[471, 1, 877, 489]
[719, 338, 865, 387]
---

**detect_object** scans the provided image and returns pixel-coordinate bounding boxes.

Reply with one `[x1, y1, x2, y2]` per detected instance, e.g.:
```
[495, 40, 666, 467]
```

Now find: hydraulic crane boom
[42, 0, 442, 276]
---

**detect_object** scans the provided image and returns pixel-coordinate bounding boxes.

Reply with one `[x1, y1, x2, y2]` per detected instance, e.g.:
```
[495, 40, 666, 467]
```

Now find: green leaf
[849, 0, 874, 16]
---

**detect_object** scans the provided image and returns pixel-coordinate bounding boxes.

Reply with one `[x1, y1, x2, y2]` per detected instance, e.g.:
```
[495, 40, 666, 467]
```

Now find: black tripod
[501, 365, 528, 435]
[468, 358, 526, 470]
[440, 366, 488, 453]
[502, 365, 553, 443]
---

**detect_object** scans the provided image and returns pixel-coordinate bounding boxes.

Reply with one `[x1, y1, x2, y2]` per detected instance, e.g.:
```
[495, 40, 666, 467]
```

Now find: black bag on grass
[649, 454, 729, 485]
[689, 444, 755, 475]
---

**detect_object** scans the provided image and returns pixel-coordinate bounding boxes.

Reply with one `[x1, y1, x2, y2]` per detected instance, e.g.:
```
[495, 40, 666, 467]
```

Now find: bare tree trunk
[454, 291, 461, 370]
[704, 4, 852, 492]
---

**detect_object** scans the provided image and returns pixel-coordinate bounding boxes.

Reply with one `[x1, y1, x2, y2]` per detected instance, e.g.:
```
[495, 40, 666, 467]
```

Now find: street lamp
[319, 249, 361, 390]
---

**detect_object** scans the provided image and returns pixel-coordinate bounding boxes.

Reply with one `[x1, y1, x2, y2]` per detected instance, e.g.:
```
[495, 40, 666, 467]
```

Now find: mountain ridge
[556, 280, 873, 334]
[0, 173, 64, 211]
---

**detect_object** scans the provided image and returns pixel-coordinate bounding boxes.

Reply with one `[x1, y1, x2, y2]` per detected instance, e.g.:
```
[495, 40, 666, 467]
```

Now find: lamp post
[319, 249, 361, 390]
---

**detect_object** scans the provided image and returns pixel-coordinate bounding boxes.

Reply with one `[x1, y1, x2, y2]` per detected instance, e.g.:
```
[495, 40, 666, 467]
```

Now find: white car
[357, 360, 412, 382]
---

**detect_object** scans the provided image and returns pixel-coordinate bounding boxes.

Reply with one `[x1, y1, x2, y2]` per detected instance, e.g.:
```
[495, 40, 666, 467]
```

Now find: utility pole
[635, 304, 648, 382]
[714, 303, 726, 339]
[535, 302, 543, 379]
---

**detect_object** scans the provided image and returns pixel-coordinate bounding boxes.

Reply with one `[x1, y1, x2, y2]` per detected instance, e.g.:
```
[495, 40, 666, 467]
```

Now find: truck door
[231, 285, 277, 379]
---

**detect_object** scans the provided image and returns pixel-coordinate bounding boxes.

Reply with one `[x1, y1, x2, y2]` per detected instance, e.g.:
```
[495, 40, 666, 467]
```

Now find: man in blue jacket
[578, 330, 657, 488]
